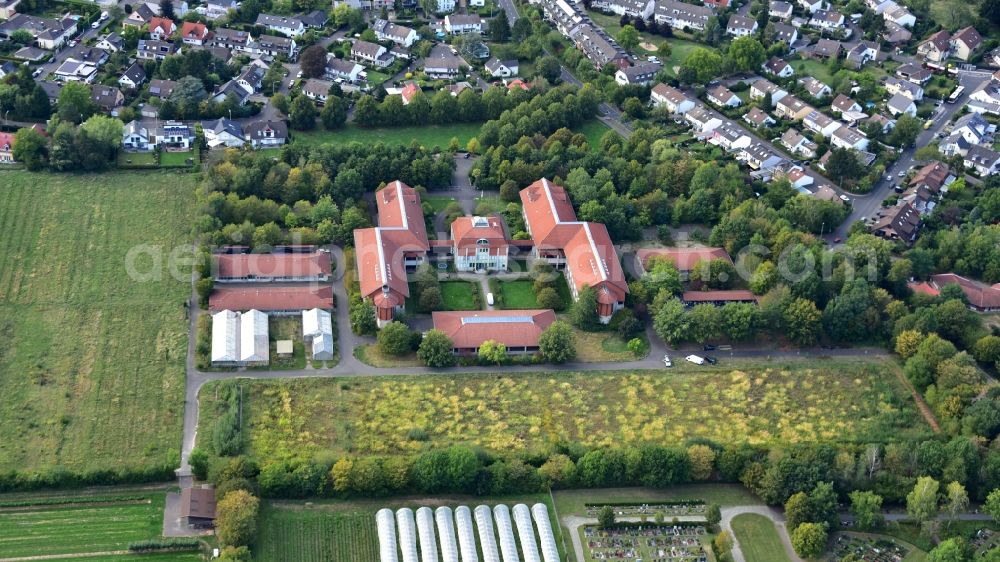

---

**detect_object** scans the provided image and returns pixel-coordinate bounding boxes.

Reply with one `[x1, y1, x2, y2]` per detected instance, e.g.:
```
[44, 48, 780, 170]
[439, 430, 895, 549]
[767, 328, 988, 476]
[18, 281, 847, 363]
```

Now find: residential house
[592, 0, 654, 18]
[800, 76, 832, 99]
[423, 43, 468, 78]
[484, 58, 519, 78]
[66, 45, 109, 66]
[203, 0, 238, 19]
[941, 113, 993, 156]
[539, 0, 584, 36]
[180, 22, 211, 45]
[430, 0, 457, 12]
[255, 14, 305, 36]
[0, 0, 18, 19]
[654, 0, 713, 31]
[325, 57, 363, 82]
[780, 128, 818, 157]
[519, 178, 628, 323]
[885, 76, 923, 101]
[811, 38, 842, 59]
[762, 57, 794, 78]
[351, 39, 392, 67]
[831, 126, 869, 151]
[771, 22, 798, 46]
[750, 78, 787, 106]
[970, 82, 1000, 114]
[831, 93, 862, 115]
[773, 163, 814, 188]
[451, 215, 511, 272]
[922, 274, 1000, 312]
[0, 61, 15, 79]
[148, 78, 178, 99]
[887, 93, 916, 116]
[950, 26, 981, 61]
[212, 79, 252, 105]
[211, 28, 251, 51]
[571, 25, 628, 68]
[372, 19, 418, 47]
[803, 110, 842, 137]
[707, 85, 741, 107]
[136, 39, 178, 61]
[153, 121, 195, 148]
[208, 287, 332, 314]
[400, 82, 420, 105]
[775, 94, 812, 120]
[54, 59, 99, 82]
[652, 84, 694, 113]
[353, 181, 430, 326]
[614, 61, 661, 86]
[798, 0, 824, 13]
[808, 9, 845, 32]
[738, 142, 784, 170]
[846, 41, 878, 68]
[171, 0, 189, 17]
[871, 202, 920, 243]
[122, 120, 152, 151]
[123, 3, 156, 27]
[245, 120, 287, 148]
[895, 62, 932, 85]
[250, 35, 297, 59]
[901, 184, 937, 214]
[118, 62, 146, 90]
[0, 13, 77, 49]
[743, 107, 775, 128]
[443, 81, 473, 96]
[964, 145, 1000, 175]
[884, 4, 915, 27]
[918, 30, 950, 62]
[769, 0, 793, 18]
[0, 131, 14, 163]
[180, 488, 217, 528]
[444, 14, 483, 34]
[909, 161, 952, 193]
[90, 84, 123, 113]
[432, 309, 555, 356]
[202, 117, 245, 147]
[726, 14, 757, 36]
[708, 121, 752, 151]
[300, 10, 328, 28]
[685, 105, 723, 132]
[96, 33, 125, 52]
[148, 17, 175, 40]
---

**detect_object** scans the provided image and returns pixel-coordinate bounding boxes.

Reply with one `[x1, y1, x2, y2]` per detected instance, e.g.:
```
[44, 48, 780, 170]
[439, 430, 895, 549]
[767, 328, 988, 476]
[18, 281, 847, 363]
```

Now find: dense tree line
[354, 85, 531, 128]
[0, 66, 52, 121]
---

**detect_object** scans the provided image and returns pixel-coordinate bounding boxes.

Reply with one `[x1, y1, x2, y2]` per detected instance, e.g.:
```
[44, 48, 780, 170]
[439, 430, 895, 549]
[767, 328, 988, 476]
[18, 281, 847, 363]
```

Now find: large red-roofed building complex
[214, 251, 332, 282]
[353, 180, 430, 326]
[520, 178, 628, 323]
[432, 309, 556, 355]
[451, 215, 511, 272]
[209, 286, 333, 314]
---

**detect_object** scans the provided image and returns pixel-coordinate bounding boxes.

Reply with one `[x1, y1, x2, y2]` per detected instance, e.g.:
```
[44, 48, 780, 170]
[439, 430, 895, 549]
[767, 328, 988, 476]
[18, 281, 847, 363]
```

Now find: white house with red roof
[519, 178, 628, 323]
[353, 181, 430, 327]
[451, 215, 510, 272]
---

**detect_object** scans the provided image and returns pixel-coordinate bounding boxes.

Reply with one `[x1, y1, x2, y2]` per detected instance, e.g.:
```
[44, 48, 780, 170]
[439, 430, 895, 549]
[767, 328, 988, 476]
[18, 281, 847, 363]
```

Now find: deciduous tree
[215, 490, 259, 547]
[538, 320, 576, 363]
[418, 329, 456, 367]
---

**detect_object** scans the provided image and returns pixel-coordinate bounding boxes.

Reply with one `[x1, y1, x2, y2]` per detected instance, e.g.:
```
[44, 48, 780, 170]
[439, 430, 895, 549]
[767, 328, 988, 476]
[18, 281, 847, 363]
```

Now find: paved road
[828, 69, 991, 242]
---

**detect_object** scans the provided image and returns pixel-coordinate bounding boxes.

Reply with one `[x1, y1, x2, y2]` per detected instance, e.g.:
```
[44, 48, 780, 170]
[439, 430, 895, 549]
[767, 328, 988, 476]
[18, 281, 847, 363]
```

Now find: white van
[486, 293, 494, 306]
[100, 10, 109, 20]
[685, 355, 705, 365]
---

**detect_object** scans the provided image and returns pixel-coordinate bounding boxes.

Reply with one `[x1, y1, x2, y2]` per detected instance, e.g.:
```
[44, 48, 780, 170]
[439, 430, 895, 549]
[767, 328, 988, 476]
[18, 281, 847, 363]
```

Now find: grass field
[0, 171, 193, 478]
[731, 513, 790, 562]
[499, 279, 539, 308]
[576, 120, 615, 148]
[0, 493, 183, 559]
[197, 357, 930, 460]
[292, 123, 484, 149]
[256, 493, 564, 562]
[553, 485, 762, 517]
[572, 329, 648, 362]
[37, 554, 202, 562]
[440, 280, 480, 310]
[353, 344, 424, 368]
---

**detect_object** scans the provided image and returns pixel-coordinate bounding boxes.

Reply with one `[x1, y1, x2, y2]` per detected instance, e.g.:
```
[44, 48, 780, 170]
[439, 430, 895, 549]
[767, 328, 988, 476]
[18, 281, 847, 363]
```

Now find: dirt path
[886, 362, 941, 434]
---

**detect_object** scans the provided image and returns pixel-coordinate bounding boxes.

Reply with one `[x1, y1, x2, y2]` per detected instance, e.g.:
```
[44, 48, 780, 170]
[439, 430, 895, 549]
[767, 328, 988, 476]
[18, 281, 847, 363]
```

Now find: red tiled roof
[355, 181, 429, 302]
[931, 273, 1000, 309]
[637, 247, 732, 271]
[432, 309, 555, 349]
[181, 21, 209, 40]
[681, 290, 758, 303]
[908, 280, 939, 296]
[0, 132, 14, 152]
[215, 251, 331, 279]
[401, 82, 420, 103]
[909, 161, 950, 191]
[149, 17, 174, 34]
[451, 215, 509, 254]
[209, 286, 333, 311]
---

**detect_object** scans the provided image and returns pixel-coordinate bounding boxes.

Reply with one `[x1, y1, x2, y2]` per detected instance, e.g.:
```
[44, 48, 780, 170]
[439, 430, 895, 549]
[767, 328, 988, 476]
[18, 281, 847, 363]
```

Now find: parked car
[705, 356, 718, 365]
[663, 355, 672, 367]
[685, 355, 705, 365]
[840, 194, 850, 202]
[91, 21, 99, 28]
[898, 171, 906, 177]
[703, 344, 716, 351]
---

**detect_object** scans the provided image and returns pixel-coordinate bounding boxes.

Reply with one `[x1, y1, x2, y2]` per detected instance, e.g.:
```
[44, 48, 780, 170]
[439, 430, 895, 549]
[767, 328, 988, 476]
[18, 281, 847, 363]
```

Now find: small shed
[276, 340, 293, 356]
[180, 487, 217, 528]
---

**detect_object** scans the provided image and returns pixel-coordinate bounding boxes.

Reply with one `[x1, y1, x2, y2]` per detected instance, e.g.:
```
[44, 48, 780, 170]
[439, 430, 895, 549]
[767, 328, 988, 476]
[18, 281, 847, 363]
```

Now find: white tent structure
[416, 506, 439, 562]
[239, 309, 269, 364]
[455, 506, 479, 562]
[474, 505, 500, 562]
[493, 504, 520, 562]
[397, 508, 419, 562]
[211, 310, 240, 363]
[531, 504, 559, 562]
[377, 508, 399, 562]
[301, 307, 334, 360]
[436, 507, 459, 562]
[512, 504, 540, 562]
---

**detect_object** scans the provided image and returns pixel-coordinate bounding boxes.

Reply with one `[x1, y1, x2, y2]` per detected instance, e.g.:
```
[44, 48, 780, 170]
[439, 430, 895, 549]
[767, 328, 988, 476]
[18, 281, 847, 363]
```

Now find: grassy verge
[730, 513, 790, 562]
[0, 171, 193, 479]
[572, 328, 649, 362]
[292, 122, 483, 149]
[197, 357, 932, 460]
[353, 344, 423, 368]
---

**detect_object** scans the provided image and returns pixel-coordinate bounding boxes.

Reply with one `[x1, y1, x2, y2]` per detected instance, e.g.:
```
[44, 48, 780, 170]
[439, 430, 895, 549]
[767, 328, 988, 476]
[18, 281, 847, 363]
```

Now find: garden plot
[582, 523, 709, 562]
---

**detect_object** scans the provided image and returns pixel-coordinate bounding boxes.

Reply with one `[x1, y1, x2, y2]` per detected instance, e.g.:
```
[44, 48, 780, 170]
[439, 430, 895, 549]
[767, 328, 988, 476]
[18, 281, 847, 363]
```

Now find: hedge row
[0, 464, 176, 493]
[128, 538, 201, 552]
[585, 500, 706, 508]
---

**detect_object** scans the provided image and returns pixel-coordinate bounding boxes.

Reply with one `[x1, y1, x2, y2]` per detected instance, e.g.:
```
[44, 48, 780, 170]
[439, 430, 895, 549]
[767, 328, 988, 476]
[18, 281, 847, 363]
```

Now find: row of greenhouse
[376, 503, 560, 562]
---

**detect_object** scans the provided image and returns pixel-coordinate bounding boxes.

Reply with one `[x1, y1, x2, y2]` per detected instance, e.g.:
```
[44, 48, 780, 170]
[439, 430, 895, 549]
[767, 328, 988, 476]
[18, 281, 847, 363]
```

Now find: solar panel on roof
[460, 316, 533, 325]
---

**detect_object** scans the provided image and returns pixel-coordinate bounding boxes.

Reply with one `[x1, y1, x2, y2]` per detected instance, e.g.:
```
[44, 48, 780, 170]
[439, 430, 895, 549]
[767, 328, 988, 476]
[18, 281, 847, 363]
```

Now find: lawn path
[885, 362, 941, 433]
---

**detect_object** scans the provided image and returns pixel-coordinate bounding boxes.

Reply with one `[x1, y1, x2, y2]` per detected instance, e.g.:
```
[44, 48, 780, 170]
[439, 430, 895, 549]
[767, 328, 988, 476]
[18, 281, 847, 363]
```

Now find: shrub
[215, 490, 260, 548]
[377, 321, 412, 356]
[536, 287, 562, 310]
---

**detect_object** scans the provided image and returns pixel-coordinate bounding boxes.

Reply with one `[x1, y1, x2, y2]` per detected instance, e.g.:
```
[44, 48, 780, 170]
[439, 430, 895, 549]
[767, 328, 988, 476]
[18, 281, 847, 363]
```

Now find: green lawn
[256, 493, 565, 562]
[0, 171, 193, 480]
[440, 280, 480, 310]
[117, 151, 156, 167]
[499, 279, 540, 309]
[37, 555, 202, 562]
[793, 59, 838, 85]
[576, 119, 616, 149]
[197, 357, 931, 460]
[553, 485, 762, 518]
[425, 194, 458, 212]
[0, 493, 183, 558]
[730, 513, 791, 562]
[159, 150, 198, 167]
[292, 122, 484, 149]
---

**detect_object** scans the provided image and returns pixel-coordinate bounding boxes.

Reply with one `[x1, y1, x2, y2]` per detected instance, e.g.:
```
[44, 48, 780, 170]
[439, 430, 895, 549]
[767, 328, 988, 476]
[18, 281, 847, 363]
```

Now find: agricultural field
[730, 513, 790, 562]
[0, 171, 194, 478]
[255, 493, 564, 562]
[0, 492, 188, 559]
[198, 357, 931, 461]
